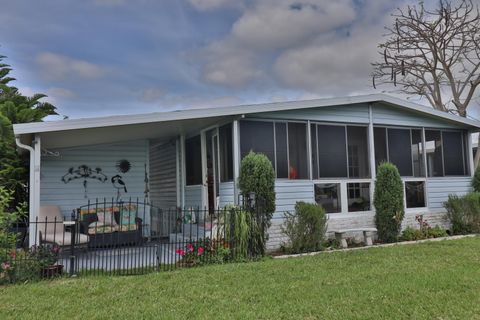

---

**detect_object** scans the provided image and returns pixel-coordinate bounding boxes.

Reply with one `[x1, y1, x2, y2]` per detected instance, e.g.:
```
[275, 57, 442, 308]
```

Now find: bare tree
[372, 0, 480, 166]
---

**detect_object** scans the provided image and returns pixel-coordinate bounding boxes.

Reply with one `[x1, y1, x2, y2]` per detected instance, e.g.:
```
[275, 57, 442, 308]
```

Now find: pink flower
[1, 262, 11, 270]
[197, 247, 204, 256]
[186, 243, 194, 252]
[175, 249, 185, 256]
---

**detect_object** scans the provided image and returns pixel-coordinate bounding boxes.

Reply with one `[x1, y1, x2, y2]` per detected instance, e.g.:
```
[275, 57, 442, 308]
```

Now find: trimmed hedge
[373, 162, 404, 243]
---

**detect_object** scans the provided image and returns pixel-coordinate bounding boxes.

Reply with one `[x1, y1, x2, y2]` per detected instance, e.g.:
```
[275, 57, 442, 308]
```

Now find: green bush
[238, 152, 276, 254]
[282, 202, 327, 254]
[472, 166, 480, 192]
[373, 162, 404, 243]
[444, 192, 480, 234]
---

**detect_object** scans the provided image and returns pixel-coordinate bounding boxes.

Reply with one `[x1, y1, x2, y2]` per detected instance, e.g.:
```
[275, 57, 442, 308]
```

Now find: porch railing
[2, 198, 265, 283]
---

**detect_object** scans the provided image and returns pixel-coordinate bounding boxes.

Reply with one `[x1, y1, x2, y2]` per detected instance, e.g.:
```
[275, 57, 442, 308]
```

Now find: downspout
[15, 136, 35, 221]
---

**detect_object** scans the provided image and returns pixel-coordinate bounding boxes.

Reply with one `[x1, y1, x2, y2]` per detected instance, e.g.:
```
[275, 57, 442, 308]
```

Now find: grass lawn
[1, 237, 480, 320]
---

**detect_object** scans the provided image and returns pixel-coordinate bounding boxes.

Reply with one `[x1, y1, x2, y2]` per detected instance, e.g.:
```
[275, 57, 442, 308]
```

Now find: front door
[206, 129, 220, 214]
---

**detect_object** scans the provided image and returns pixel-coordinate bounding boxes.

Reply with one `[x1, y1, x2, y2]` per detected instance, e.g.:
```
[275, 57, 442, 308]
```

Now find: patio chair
[38, 206, 89, 247]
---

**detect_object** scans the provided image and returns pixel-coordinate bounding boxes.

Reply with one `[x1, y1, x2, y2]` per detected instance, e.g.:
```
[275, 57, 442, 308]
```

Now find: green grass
[2, 237, 480, 319]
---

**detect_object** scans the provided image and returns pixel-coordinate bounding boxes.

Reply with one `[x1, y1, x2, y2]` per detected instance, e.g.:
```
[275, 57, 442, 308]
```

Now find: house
[13, 94, 479, 250]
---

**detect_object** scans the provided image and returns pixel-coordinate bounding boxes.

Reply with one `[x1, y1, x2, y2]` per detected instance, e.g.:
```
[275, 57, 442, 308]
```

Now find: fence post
[69, 214, 77, 276]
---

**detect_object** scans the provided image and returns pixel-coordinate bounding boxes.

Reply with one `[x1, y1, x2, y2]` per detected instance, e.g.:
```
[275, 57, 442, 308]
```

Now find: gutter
[15, 136, 35, 223]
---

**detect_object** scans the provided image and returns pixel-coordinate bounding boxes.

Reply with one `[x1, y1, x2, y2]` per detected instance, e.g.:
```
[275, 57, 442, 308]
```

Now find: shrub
[472, 166, 480, 192]
[401, 227, 424, 241]
[444, 192, 480, 234]
[373, 162, 404, 243]
[282, 202, 327, 253]
[238, 152, 276, 254]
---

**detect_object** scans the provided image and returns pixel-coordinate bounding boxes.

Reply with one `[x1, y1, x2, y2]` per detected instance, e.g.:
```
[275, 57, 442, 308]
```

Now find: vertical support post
[367, 104, 376, 210]
[29, 134, 41, 247]
[421, 128, 429, 206]
[180, 134, 186, 208]
[176, 137, 181, 208]
[468, 131, 475, 177]
[69, 218, 76, 276]
[200, 131, 208, 208]
[307, 120, 313, 180]
[232, 120, 240, 205]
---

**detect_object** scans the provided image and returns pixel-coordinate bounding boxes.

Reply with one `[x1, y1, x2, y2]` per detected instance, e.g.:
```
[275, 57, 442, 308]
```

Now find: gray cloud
[36, 52, 106, 81]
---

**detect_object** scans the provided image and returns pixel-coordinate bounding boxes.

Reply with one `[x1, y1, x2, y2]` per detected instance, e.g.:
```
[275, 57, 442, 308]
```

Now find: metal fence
[2, 198, 265, 283]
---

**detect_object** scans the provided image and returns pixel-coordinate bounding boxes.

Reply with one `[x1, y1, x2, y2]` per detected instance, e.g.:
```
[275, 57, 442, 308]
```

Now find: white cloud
[36, 52, 106, 81]
[232, 0, 356, 51]
[187, 0, 240, 11]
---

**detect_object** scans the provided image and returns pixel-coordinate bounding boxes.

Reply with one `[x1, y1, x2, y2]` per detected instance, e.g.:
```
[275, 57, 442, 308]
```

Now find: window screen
[443, 131, 465, 175]
[347, 126, 370, 178]
[388, 128, 413, 176]
[185, 135, 202, 185]
[275, 123, 288, 178]
[425, 130, 443, 177]
[287, 122, 308, 179]
[317, 125, 347, 178]
[219, 124, 233, 182]
[240, 121, 275, 167]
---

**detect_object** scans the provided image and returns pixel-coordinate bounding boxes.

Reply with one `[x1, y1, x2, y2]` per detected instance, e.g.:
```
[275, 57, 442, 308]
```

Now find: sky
[0, 0, 478, 119]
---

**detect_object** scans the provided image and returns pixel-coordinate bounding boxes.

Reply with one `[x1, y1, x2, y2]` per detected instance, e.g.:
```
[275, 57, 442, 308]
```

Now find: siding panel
[149, 141, 177, 209]
[251, 104, 370, 124]
[373, 104, 462, 128]
[40, 141, 148, 218]
[218, 182, 235, 208]
[185, 185, 203, 209]
[427, 177, 471, 209]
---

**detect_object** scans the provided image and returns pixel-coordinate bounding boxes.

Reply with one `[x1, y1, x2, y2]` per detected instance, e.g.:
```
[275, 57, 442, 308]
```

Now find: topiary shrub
[238, 152, 276, 254]
[373, 162, 404, 243]
[444, 192, 480, 234]
[472, 166, 480, 192]
[281, 202, 327, 253]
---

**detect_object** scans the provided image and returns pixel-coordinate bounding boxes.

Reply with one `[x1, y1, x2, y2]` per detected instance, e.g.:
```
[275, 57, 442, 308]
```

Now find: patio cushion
[87, 222, 119, 235]
[43, 231, 89, 246]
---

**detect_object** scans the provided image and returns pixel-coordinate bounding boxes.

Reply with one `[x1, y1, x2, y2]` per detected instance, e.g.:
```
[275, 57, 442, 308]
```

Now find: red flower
[197, 247, 204, 256]
[175, 249, 185, 256]
[10, 251, 16, 259]
[186, 243, 194, 252]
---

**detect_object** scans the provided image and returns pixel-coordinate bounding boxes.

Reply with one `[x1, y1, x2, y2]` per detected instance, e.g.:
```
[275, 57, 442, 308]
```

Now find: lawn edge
[274, 234, 479, 259]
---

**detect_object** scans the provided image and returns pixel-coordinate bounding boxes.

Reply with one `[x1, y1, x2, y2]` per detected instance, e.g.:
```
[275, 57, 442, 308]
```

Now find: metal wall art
[61, 165, 108, 198]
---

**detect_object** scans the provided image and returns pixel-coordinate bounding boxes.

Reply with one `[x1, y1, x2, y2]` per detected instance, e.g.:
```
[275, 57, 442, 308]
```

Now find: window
[287, 122, 308, 179]
[316, 125, 348, 178]
[411, 129, 424, 177]
[240, 120, 308, 179]
[240, 121, 275, 166]
[185, 135, 202, 185]
[443, 131, 465, 175]
[275, 123, 288, 178]
[312, 124, 369, 179]
[425, 130, 443, 177]
[315, 183, 341, 213]
[347, 183, 371, 212]
[219, 124, 233, 182]
[388, 129, 413, 176]
[405, 181, 425, 208]
[374, 127, 424, 177]
[374, 127, 388, 167]
[347, 126, 370, 178]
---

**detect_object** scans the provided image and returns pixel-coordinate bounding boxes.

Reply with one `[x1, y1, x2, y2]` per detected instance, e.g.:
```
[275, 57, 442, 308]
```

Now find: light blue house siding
[40, 140, 149, 218]
[242, 102, 472, 250]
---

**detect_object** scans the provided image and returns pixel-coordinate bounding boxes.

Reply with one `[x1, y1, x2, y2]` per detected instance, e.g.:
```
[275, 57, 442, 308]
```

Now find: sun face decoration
[116, 159, 131, 173]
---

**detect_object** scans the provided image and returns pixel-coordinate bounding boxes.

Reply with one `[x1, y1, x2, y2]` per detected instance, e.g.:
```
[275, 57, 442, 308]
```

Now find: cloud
[231, 0, 356, 51]
[187, 0, 240, 11]
[140, 87, 165, 102]
[47, 87, 76, 99]
[36, 52, 106, 81]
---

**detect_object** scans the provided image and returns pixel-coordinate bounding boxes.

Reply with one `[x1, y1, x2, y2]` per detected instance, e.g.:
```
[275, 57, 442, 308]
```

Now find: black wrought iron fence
[1, 198, 266, 284]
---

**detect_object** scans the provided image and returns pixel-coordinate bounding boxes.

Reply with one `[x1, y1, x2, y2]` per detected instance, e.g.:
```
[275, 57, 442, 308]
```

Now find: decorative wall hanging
[116, 159, 131, 173]
[111, 174, 128, 201]
[61, 165, 108, 198]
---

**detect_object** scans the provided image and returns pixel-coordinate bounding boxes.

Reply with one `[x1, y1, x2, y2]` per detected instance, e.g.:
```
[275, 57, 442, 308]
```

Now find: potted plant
[29, 245, 63, 278]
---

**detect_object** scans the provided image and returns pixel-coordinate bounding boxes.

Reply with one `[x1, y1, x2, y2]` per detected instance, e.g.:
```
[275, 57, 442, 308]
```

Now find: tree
[373, 162, 404, 243]
[372, 0, 480, 164]
[0, 54, 57, 209]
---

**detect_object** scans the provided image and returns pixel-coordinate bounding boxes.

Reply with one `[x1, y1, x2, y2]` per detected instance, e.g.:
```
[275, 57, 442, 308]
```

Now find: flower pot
[41, 264, 63, 278]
